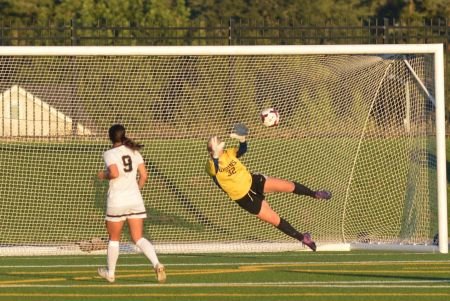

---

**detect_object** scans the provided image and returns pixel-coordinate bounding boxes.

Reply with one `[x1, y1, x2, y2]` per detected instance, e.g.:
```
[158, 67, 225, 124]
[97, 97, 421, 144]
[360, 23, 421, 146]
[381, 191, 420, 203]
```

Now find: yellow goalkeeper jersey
[205, 147, 252, 201]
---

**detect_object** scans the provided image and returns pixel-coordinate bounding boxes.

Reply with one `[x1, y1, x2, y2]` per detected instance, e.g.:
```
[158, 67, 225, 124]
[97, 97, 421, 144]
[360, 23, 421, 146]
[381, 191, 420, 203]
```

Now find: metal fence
[0, 18, 448, 46]
[0, 17, 448, 115]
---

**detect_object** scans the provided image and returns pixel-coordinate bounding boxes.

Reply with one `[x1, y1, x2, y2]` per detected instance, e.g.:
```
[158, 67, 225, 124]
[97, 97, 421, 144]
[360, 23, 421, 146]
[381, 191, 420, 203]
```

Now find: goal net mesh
[0, 52, 437, 254]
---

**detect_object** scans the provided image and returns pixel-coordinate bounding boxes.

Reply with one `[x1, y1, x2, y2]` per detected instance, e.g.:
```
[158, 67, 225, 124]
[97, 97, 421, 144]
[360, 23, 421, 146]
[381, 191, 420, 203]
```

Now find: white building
[0, 85, 91, 137]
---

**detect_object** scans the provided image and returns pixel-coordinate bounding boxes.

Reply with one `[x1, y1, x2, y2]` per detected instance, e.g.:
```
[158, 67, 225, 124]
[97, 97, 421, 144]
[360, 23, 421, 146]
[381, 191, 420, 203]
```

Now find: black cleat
[302, 232, 317, 252]
[315, 190, 332, 200]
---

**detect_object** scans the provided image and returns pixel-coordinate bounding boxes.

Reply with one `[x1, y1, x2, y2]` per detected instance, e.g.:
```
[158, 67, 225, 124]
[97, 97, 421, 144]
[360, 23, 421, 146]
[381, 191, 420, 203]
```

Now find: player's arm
[230, 123, 248, 158]
[137, 163, 148, 190]
[236, 141, 247, 158]
[98, 164, 119, 180]
[98, 151, 119, 180]
[207, 136, 224, 173]
[205, 159, 224, 191]
[205, 159, 217, 176]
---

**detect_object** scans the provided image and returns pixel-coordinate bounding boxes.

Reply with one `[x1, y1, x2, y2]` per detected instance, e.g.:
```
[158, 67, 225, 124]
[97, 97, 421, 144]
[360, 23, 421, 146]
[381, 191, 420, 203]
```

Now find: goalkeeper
[205, 124, 331, 251]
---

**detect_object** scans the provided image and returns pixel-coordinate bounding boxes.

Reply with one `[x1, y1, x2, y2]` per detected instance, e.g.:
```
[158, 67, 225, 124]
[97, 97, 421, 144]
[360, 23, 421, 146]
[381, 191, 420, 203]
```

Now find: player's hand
[230, 123, 248, 143]
[97, 170, 108, 180]
[210, 136, 225, 159]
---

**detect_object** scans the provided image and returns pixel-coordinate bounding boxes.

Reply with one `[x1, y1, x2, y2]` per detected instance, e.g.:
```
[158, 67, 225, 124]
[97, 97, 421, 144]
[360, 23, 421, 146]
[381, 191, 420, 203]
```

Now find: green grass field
[0, 252, 449, 301]
[0, 138, 449, 300]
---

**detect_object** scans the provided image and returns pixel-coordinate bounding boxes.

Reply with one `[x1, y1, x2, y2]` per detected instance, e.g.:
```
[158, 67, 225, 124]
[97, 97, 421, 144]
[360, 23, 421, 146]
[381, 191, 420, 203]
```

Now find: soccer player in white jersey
[97, 124, 166, 283]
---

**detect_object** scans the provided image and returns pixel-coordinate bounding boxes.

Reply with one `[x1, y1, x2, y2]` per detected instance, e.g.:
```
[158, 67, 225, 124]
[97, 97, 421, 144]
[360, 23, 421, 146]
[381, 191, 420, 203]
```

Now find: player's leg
[107, 219, 125, 241]
[263, 177, 295, 193]
[256, 200, 316, 251]
[256, 200, 280, 226]
[98, 219, 125, 283]
[128, 218, 160, 266]
[263, 177, 331, 200]
[128, 218, 166, 283]
[237, 174, 317, 251]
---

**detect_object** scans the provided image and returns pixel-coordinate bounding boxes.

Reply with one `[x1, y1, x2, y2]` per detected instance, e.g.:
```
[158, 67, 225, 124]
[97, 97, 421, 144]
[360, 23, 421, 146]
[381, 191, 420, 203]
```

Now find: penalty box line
[1, 259, 450, 268]
[1, 280, 450, 289]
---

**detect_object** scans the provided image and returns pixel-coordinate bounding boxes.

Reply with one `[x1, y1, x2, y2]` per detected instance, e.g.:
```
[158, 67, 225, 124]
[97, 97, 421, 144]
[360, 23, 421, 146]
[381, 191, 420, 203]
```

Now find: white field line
[0, 252, 443, 261]
[0, 281, 450, 289]
[1, 260, 450, 268]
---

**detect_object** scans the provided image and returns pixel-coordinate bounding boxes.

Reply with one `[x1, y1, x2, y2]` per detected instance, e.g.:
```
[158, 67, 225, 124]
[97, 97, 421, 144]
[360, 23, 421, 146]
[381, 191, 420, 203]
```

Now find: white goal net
[0, 45, 447, 255]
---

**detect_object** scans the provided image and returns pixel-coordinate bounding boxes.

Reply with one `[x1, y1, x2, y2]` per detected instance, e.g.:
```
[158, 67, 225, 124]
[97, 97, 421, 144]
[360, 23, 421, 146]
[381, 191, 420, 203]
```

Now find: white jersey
[103, 145, 145, 208]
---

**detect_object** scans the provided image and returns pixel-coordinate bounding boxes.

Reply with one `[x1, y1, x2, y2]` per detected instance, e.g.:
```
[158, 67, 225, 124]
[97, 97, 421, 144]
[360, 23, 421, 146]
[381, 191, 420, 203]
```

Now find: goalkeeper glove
[210, 136, 225, 159]
[230, 123, 248, 143]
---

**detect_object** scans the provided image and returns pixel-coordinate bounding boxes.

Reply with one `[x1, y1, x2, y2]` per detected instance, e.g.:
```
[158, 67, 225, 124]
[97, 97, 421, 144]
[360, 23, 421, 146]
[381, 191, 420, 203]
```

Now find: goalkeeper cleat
[97, 267, 115, 283]
[301, 232, 317, 252]
[154, 263, 166, 283]
[315, 190, 332, 200]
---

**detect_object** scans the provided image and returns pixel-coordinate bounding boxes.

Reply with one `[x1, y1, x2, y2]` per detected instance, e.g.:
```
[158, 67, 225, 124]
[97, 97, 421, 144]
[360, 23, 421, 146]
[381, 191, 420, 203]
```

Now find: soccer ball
[260, 108, 279, 127]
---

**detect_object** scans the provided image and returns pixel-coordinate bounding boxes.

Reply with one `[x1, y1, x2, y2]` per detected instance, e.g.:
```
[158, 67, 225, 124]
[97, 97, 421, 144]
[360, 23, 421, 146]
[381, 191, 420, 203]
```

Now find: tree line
[0, 0, 448, 26]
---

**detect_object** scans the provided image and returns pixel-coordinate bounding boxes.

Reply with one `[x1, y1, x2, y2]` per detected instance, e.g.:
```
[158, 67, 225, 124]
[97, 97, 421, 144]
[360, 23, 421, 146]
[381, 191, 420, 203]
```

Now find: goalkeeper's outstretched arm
[236, 141, 247, 158]
[230, 123, 248, 158]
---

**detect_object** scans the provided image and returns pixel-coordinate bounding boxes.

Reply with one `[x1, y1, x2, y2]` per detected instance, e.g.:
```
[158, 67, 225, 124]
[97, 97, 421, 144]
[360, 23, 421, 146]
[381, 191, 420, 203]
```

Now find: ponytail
[122, 136, 143, 151]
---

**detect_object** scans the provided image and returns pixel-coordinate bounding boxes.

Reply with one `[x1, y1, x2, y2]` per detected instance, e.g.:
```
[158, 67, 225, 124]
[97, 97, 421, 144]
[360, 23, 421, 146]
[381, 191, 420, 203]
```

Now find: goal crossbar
[0, 44, 444, 56]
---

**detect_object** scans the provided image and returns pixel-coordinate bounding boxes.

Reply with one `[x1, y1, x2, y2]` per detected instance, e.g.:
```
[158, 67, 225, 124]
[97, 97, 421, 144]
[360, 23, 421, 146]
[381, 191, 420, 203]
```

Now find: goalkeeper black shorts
[236, 173, 266, 215]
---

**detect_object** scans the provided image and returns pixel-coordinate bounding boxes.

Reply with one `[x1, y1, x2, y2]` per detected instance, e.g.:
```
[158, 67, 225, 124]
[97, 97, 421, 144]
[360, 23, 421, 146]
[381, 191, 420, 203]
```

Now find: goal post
[0, 44, 447, 255]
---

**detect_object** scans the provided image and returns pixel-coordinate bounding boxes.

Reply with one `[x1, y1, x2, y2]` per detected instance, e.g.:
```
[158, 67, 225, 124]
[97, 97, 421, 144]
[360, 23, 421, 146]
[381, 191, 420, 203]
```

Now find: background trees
[0, 0, 447, 26]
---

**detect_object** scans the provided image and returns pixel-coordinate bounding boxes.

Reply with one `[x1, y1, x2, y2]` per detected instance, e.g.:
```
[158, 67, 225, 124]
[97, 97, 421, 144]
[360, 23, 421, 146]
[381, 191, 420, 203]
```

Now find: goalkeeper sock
[107, 240, 119, 276]
[136, 237, 160, 268]
[277, 218, 304, 241]
[293, 182, 316, 198]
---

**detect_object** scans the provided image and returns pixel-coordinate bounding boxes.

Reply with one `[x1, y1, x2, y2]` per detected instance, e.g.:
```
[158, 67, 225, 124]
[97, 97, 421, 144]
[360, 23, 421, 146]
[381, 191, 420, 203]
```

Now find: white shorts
[105, 203, 147, 222]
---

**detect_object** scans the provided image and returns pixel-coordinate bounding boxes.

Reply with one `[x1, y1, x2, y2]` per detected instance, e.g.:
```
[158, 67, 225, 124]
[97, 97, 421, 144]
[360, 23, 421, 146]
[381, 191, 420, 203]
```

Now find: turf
[0, 251, 449, 301]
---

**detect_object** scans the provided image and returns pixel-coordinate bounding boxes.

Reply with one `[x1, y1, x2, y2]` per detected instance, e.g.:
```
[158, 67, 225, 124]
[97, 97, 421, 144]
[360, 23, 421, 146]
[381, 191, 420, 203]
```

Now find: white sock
[136, 237, 160, 268]
[107, 240, 120, 276]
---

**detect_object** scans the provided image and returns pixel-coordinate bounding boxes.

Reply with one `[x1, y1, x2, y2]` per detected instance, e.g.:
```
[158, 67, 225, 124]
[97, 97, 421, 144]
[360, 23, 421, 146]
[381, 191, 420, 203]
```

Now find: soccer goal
[0, 45, 447, 255]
